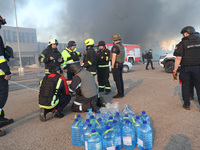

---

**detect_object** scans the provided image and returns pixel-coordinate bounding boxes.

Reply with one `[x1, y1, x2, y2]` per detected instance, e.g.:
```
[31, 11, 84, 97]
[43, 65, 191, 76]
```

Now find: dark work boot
[0, 118, 14, 128]
[54, 111, 65, 118]
[91, 99, 100, 113]
[97, 96, 106, 107]
[39, 108, 47, 122]
[0, 130, 6, 137]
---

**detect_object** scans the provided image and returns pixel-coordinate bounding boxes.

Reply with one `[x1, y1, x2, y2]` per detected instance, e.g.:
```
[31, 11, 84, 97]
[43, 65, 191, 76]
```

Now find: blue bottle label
[123, 137, 132, 146]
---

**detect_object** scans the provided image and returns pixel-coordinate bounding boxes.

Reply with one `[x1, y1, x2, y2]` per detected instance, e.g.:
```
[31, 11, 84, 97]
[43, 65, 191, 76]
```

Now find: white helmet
[48, 38, 58, 45]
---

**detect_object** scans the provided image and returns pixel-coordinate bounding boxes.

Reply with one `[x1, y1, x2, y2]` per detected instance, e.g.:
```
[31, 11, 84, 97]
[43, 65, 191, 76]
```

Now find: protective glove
[173, 70, 178, 81]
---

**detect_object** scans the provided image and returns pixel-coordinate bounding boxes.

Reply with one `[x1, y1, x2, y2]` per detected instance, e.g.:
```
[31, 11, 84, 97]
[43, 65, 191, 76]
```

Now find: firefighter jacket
[96, 48, 110, 68]
[61, 47, 81, 70]
[83, 47, 97, 75]
[0, 36, 11, 76]
[69, 69, 98, 103]
[174, 34, 200, 66]
[38, 73, 69, 109]
[38, 45, 63, 74]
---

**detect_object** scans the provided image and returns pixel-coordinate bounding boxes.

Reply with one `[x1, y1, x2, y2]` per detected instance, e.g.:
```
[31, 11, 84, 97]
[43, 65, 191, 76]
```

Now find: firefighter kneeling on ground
[38, 66, 71, 122]
[69, 63, 106, 112]
[96, 41, 111, 95]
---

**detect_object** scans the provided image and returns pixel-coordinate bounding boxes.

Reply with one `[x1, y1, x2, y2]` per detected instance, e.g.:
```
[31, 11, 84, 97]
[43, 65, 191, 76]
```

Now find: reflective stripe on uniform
[105, 87, 111, 89]
[0, 69, 5, 75]
[98, 65, 109, 68]
[0, 56, 6, 63]
[99, 85, 105, 88]
[74, 101, 83, 111]
[40, 54, 45, 63]
[88, 61, 92, 65]
[45, 69, 50, 74]
[90, 72, 96, 75]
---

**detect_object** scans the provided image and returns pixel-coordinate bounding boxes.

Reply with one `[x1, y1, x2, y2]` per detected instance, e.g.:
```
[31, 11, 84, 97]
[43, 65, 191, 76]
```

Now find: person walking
[0, 15, 14, 136]
[110, 33, 125, 98]
[146, 49, 155, 70]
[96, 41, 111, 94]
[173, 26, 200, 110]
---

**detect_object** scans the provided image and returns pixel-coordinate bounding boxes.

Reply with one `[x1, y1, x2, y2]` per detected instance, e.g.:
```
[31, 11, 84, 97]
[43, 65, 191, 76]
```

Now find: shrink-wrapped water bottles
[71, 118, 84, 146]
[137, 120, 153, 150]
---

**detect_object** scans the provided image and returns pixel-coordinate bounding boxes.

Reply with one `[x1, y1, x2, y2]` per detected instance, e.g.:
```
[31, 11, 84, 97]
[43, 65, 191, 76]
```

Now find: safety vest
[61, 47, 81, 68]
[0, 56, 7, 75]
[115, 43, 125, 63]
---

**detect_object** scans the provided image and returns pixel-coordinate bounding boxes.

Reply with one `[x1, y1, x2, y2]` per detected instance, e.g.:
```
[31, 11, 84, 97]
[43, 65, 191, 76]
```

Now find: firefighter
[83, 38, 97, 76]
[0, 15, 14, 137]
[96, 41, 111, 94]
[38, 66, 71, 121]
[173, 26, 200, 110]
[61, 41, 82, 80]
[110, 33, 125, 98]
[69, 63, 101, 112]
[38, 39, 63, 74]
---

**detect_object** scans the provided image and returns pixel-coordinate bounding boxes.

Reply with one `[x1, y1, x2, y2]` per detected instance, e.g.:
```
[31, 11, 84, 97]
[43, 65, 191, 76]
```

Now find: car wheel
[165, 61, 174, 73]
[122, 65, 129, 73]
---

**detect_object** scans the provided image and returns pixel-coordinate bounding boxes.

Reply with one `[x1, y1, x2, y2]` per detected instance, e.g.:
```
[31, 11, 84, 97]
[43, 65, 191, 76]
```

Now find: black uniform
[146, 51, 154, 70]
[174, 34, 200, 107]
[83, 47, 97, 75]
[0, 36, 11, 120]
[38, 45, 63, 74]
[96, 48, 111, 93]
[111, 42, 125, 97]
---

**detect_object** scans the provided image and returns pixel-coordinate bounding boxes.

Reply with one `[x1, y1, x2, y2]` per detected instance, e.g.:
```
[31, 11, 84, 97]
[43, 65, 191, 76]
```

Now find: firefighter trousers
[97, 67, 111, 92]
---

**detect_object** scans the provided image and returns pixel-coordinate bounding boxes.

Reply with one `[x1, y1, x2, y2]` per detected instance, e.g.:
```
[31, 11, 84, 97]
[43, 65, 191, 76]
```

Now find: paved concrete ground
[0, 63, 200, 150]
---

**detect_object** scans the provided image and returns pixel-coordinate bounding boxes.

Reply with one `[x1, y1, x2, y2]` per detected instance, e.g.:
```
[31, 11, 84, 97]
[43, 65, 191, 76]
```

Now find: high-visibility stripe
[98, 65, 109, 67]
[0, 69, 5, 75]
[106, 56, 108, 61]
[105, 87, 111, 89]
[88, 61, 92, 65]
[0, 108, 2, 115]
[99, 86, 105, 88]
[38, 103, 58, 109]
[45, 69, 50, 74]
[0, 55, 6, 63]
[40, 54, 45, 63]
[90, 72, 96, 75]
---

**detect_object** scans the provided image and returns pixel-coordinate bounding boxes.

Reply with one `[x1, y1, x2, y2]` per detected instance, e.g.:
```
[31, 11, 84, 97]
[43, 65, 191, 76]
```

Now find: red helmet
[0, 15, 6, 25]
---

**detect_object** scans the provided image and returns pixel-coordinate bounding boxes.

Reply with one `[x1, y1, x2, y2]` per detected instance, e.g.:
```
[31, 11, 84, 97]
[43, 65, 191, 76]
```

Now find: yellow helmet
[84, 38, 95, 46]
[112, 33, 121, 41]
[48, 38, 58, 45]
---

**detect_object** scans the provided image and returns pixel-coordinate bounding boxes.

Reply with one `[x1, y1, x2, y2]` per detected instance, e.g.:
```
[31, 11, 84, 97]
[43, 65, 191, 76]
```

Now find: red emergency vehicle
[94, 43, 141, 64]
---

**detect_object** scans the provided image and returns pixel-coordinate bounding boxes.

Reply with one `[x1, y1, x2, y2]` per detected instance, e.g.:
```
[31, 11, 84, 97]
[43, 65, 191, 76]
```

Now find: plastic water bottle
[121, 114, 131, 126]
[112, 120, 122, 150]
[96, 118, 105, 136]
[95, 110, 103, 120]
[137, 120, 153, 150]
[113, 101, 121, 114]
[122, 104, 134, 117]
[122, 120, 136, 149]
[87, 129, 102, 150]
[86, 108, 95, 120]
[90, 115, 97, 127]
[114, 112, 123, 124]
[106, 116, 114, 127]
[102, 126, 116, 150]
[84, 124, 93, 150]
[71, 118, 84, 146]
[76, 114, 85, 124]
[83, 119, 90, 135]
[134, 116, 143, 139]
[140, 111, 150, 126]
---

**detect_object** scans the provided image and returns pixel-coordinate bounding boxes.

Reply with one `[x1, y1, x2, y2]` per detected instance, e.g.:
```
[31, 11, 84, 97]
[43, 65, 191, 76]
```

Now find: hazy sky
[1, 0, 200, 56]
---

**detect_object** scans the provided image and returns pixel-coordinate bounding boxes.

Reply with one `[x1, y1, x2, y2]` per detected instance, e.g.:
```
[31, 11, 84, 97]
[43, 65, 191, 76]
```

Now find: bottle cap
[113, 120, 117, 123]
[106, 126, 111, 129]
[143, 120, 147, 124]
[87, 108, 92, 112]
[97, 110, 100, 113]
[77, 114, 80, 117]
[98, 118, 102, 121]
[116, 112, 119, 115]
[126, 120, 130, 123]
[75, 118, 79, 121]
[136, 116, 140, 119]
[125, 114, 129, 117]
[88, 124, 92, 127]
[92, 129, 96, 133]
[86, 119, 90, 122]
[142, 111, 146, 114]
[109, 116, 113, 120]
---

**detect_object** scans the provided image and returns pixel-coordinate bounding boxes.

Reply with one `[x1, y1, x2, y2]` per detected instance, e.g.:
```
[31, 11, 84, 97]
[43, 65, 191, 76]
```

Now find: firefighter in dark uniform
[0, 15, 14, 137]
[69, 63, 101, 112]
[173, 26, 200, 110]
[146, 49, 155, 70]
[38, 39, 63, 74]
[110, 33, 125, 98]
[61, 41, 82, 80]
[38, 66, 71, 121]
[83, 38, 97, 76]
[96, 41, 111, 94]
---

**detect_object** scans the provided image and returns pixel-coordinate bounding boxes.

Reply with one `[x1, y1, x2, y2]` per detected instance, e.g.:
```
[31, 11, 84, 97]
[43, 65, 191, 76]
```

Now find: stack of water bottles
[71, 101, 153, 150]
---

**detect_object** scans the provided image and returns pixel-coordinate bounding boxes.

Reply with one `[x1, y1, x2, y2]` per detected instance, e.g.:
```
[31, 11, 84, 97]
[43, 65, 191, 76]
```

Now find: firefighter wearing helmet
[83, 38, 97, 76]
[61, 41, 82, 80]
[96, 41, 111, 94]
[110, 33, 125, 98]
[38, 38, 63, 74]
[0, 15, 14, 137]
[173, 26, 200, 110]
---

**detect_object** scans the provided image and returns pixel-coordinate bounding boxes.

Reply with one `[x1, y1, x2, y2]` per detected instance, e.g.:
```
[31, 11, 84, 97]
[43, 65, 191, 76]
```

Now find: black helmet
[49, 66, 61, 74]
[68, 41, 76, 47]
[181, 26, 195, 34]
[98, 41, 105, 46]
[70, 63, 81, 74]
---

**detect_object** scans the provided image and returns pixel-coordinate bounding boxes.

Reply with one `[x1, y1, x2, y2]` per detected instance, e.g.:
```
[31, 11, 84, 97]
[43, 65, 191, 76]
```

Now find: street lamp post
[14, 0, 24, 75]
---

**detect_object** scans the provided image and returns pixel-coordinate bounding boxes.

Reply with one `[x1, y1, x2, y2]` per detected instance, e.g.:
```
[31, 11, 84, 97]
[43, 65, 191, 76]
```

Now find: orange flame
[159, 40, 179, 51]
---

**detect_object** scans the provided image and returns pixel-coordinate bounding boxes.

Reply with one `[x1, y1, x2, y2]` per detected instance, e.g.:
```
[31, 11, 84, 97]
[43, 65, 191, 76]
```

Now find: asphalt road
[1, 63, 200, 150]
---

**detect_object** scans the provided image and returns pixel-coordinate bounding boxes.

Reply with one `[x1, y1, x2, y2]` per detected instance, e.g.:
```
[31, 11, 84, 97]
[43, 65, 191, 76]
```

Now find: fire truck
[94, 43, 141, 64]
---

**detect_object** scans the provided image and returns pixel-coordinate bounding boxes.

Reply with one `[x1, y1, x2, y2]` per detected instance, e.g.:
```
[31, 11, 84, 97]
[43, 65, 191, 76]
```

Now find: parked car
[159, 53, 175, 73]
[109, 61, 133, 73]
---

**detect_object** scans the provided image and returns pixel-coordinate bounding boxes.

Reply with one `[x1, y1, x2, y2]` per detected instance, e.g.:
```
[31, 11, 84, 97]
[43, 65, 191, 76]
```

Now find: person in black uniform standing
[38, 39, 63, 74]
[83, 38, 97, 76]
[0, 15, 14, 137]
[110, 33, 125, 98]
[146, 49, 155, 70]
[173, 26, 200, 110]
[96, 41, 111, 94]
